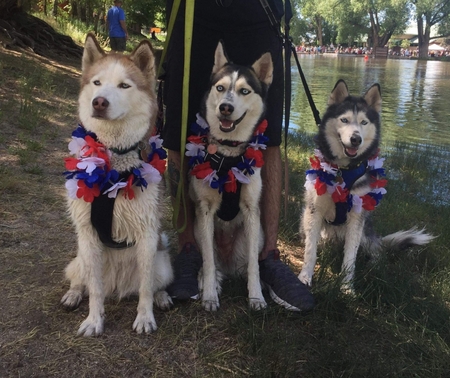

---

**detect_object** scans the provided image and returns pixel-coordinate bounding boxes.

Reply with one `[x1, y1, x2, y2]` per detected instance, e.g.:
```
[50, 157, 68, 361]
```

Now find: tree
[413, 0, 450, 58]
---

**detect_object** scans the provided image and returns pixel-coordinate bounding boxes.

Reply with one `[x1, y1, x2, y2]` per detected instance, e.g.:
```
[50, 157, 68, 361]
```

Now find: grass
[1, 20, 450, 378]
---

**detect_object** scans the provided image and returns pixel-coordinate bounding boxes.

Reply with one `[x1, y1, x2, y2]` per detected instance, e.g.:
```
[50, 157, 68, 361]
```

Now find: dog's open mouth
[343, 146, 358, 158]
[219, 112, 246, 133]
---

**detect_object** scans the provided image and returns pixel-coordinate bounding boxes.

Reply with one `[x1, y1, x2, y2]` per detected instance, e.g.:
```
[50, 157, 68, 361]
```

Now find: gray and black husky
[298, 80, 434, 292]
[187, 41, 272, 311]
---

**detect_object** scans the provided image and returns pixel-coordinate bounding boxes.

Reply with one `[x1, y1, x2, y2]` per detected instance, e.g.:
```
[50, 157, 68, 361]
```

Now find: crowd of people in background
[295, 44, 449, 58]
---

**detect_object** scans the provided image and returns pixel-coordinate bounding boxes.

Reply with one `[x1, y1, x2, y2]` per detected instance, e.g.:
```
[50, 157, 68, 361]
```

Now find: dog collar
[305, 149, 387, 223]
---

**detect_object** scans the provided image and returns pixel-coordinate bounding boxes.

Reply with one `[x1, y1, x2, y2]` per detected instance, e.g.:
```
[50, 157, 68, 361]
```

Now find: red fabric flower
[245, 148, 264, 167]
[149, 154, 166, 174]
[224, 170, 237, 193]
[83, 135, 110, 167]
[76, 181, 100, 203]
[332, 186, 349, 203]
[191, 162, 214, 179]
[310, 156, 321, 170]
[187, 135, 206, 145]
[65, 157, 80, 170]
[315, 179, 327, 195]
[254, 119, 268, 135]
[362, 195, 377, 211]
[123, 175, 135, 200]
[370, 178, 387, 189]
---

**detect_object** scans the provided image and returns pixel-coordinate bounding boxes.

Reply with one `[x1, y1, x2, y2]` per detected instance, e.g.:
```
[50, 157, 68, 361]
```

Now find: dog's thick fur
[61, 33, 173, 336]
[298, 80, 434, 292]
[190, 42, 273, 311]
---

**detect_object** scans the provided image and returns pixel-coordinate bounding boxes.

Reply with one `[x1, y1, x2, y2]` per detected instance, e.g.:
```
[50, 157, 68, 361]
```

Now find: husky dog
[299, 80, 434, 292]
[187, 42, 273, 311]
[61, 33, 173, 336]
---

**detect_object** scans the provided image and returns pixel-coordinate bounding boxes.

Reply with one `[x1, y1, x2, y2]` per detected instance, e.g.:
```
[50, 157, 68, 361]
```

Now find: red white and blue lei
[186, 114, 268, 193]
[305, 149, 387, 213]
[64, 125, 166, 203]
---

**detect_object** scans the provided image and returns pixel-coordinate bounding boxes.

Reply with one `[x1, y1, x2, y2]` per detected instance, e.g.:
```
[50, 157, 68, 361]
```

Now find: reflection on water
[291, 55, 450, 146]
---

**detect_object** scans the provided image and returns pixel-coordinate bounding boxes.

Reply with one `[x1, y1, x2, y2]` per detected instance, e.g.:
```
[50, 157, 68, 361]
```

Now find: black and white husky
[61, 34, 173, 336]
[186, 42, 273, 311]
[299, 80, 434, 292]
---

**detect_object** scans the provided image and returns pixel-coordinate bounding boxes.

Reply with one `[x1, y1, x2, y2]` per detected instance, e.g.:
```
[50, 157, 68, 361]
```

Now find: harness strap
[91, 171, 136, 249]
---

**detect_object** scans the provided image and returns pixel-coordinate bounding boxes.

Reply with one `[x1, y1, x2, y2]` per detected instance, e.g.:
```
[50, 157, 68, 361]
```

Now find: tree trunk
[417, 15, 431, 59]
[315, 15, 323, 47]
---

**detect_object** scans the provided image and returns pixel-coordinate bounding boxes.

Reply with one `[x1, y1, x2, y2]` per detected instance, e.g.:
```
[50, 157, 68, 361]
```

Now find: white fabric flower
[68, 137, 87, 158]
[352, 195, 363, 213]
[76, 157, 106, 173]
[186, 142, 205, 157]
[104, 182, 127, 198]
[231, 167, 251, 184]
[196, 113, 209, 129]
[139, 162, 162, 184]
[65, 179, 78, 199]
[149, 135, 164, 149]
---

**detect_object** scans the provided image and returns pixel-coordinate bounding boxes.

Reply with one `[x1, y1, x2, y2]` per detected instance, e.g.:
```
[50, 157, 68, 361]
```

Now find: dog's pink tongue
[346, 147, 358, 156]
[220, 119, 234, 129]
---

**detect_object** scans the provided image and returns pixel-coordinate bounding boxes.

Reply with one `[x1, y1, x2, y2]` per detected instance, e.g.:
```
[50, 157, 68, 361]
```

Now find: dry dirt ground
[0, 43, 308, 377]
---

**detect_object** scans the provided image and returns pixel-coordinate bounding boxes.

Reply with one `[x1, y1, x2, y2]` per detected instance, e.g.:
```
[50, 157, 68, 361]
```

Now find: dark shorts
[161, 1, 283, 151]
[110, 37, 126, 52]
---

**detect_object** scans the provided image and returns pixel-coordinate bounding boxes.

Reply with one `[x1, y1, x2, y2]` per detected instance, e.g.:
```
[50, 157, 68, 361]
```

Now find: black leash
[259, 0, 321, 127]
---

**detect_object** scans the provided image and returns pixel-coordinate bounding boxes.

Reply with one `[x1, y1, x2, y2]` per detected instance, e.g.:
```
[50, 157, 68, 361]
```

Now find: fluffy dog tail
[381, 227, 435, 250]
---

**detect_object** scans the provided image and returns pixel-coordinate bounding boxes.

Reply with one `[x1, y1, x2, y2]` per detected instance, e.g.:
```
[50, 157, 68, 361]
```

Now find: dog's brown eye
[361, 120, 368, 125]
[240, 88, 251, 95]
[340, 118, 348, 123]
[216, 85, 224, 92]
[93, 80, 101, 86]
[119, 83, 130, 89]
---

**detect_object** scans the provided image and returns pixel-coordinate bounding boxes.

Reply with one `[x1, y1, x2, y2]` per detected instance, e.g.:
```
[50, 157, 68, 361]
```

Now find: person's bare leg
[167, 150, 196, 251]
[260, 145, 282, 259]
[166, 150, 202, 300]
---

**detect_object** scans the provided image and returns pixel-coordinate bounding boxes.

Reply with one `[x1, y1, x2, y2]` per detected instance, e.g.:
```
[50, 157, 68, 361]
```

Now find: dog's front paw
[61, 289, 83, 310]
[132, 312, 158, 334]
[154, 290, 173, 311]
[298, 269, 313, 287]
[249, 297, 267, 311]
[77, 314, 104, 337]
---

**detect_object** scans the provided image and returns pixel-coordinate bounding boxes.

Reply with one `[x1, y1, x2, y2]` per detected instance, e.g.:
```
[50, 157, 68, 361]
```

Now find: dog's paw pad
[61, 289, 83, 310]
[154, 290, 173, 311]
[77, 316, 104, 337]
[249, 298, 267, 311]
[133, 313, 157, 334]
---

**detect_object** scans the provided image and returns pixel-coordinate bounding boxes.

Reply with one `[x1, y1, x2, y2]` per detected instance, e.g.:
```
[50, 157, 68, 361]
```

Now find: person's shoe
[167, 243, 203, 300]
[259, 249, 315, 312]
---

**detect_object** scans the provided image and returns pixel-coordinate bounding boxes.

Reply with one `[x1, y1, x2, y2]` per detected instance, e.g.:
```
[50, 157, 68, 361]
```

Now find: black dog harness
[204, 151, 245, 222]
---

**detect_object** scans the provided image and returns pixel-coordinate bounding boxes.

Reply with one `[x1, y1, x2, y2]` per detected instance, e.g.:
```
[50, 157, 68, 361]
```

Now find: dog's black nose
[219, 103, 234, 116]
[350, 133, 362, 146]
[92, 97, 109, 111]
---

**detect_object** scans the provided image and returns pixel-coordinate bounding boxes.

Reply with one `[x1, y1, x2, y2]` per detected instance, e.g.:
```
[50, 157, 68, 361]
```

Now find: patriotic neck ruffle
[64, 125, 167, 203]
[305, 149, 387, 213]
[186, 113, 268, 193]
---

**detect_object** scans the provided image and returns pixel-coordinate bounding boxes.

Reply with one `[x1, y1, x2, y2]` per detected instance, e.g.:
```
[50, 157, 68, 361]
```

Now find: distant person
[106, 0, 128, 53]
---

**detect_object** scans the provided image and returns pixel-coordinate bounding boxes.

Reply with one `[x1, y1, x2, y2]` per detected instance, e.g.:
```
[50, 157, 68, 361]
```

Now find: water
[290, 54, 450, 147]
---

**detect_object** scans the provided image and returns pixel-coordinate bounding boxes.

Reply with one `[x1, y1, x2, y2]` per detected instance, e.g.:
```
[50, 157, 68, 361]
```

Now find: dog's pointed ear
[364, 83, 382, 113]
[212, 41, 229, 74]
[82, 33, 105, 71]
[252, 52, 273, 87]
[328, 79, 349, 105]
[130, 40, 156, 85]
